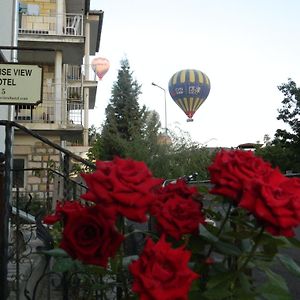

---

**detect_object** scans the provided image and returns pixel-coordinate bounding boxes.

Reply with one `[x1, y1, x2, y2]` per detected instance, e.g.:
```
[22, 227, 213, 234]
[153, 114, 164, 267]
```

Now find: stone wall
[20, 0, 57, 34]
[14, 138, 61, 204]
[20, 0, 57, 16]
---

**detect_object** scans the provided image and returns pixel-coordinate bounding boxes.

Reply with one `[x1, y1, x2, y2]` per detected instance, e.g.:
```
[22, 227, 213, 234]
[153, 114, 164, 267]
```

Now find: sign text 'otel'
[0, 64, 43, 105]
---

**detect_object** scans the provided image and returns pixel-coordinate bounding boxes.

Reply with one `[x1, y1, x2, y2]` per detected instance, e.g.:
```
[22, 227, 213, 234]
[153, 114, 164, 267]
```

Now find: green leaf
[277, 254, 300, 277]
[265, 269, 290, 291]
[188, 291, 205, 300]
[260, 234, 294, 249]
[239, 272, 252, 292]
[258, 283, 292, 300]
[199, 225, 241, 256]
[206, 272, 235, 289]
[202, 283, 232, 300]
[214, 240, 241, 256]
[52, 257, 75, 273]
[110, 255, 120, 274]
[40, 248, 69, 257]
[287, 237, 300, 248]
[257, 269, 292, 300]
[234, 288, 256, 300]
[199, 224, 219, 243]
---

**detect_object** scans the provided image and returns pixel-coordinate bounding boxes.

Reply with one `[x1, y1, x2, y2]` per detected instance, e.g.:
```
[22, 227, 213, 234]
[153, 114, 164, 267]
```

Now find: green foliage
[255, 143, 297, 172]
[256, 79, 300, 172]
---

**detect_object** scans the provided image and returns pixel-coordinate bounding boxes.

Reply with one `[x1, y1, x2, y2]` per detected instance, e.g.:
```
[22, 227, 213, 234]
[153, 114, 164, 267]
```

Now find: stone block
[32, 155, 42, 162]
[27, 177, 41, 184]
[28, 161, 42, 169]
[13, 146, 32, 155]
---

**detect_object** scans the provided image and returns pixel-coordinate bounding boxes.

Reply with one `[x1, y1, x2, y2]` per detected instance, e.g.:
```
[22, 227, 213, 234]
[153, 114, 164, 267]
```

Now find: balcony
[19, 13, 84, 37]
[14, 101, 83, 126]
[14, 100, 83, 130]
[13, 63, 97, 130]
[65, 64, 98, 109]
[18, 12, 85, 65]
[11, 60, 99, 133]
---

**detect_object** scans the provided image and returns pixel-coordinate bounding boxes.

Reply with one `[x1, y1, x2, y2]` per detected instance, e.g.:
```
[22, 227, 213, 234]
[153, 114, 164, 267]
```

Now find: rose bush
[43, 150, 300, 300]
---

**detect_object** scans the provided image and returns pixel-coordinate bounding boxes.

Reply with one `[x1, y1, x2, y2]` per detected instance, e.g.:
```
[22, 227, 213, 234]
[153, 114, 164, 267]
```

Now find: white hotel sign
[0, 64, 43, 104]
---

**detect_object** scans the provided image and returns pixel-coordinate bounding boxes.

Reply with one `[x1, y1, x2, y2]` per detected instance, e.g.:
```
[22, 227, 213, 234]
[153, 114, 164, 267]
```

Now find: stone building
[0, 0, 103, 203]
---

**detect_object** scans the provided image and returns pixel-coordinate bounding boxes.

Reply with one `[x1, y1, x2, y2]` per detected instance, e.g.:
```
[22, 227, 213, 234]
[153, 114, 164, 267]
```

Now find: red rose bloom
[208, 149, 278, 202]
[150, 180, 205, 240]
[43, 200, 85, 224]
[45, 201, 124, 267]
[208, 150, 300, 237]
[129, 235, 199, 300]
[81, 157, 163, 222]
[240, 177, 300, 237]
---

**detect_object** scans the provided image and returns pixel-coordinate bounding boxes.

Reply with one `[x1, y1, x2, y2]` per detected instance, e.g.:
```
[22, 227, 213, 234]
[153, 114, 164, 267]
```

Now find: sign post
[0, 64, 43, 105]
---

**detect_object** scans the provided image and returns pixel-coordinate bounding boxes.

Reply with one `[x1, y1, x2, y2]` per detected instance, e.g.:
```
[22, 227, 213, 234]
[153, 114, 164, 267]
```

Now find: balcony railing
[15, 102, 56, 123]
[18, 13, 84, 37]
[65, 64, 83, 81]
[67, 101, 84, 125]
[13, 74, 84, 126]
[14, 101, 83, 126]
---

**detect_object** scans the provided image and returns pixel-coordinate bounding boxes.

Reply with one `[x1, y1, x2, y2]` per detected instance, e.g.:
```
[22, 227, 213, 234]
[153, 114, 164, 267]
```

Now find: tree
[256, 79, 300, 172]
[99, 58, 147, 160]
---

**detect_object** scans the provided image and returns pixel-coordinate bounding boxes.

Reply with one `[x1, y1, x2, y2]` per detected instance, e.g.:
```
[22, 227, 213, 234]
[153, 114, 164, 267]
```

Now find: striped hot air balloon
[91, 57, 110, 80]
[168, 69, 211, 122]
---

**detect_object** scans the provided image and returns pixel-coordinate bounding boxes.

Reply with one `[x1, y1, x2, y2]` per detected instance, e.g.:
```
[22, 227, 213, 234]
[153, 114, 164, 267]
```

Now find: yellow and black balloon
[168, 69, 211, 122]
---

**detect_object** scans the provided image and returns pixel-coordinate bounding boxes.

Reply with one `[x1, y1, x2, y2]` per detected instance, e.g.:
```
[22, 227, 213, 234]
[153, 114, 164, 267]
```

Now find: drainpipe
[83, 19, 90, 147]
[11, 0, 18, 62]
[9, 0, 18, 120]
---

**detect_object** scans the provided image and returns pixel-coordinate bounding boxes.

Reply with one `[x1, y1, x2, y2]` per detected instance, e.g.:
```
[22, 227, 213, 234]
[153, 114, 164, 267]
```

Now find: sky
[89, 0, 300, 148]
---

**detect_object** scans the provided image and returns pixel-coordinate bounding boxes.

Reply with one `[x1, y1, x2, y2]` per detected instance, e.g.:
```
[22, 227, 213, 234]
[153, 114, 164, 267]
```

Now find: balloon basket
[187, 118, 194, 122]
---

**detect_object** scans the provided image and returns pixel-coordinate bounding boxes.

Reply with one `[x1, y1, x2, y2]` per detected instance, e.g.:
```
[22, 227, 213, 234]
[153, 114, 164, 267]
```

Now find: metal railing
[65, 65, 83, 81]
[0, 120, 95, 300]
[13, 64, 86, 126]
[14, 100, 83, 126]
[67, 101, 83, 125]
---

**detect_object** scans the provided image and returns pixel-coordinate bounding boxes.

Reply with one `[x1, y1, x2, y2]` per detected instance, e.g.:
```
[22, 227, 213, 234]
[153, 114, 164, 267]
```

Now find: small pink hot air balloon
[91, 57, 110, 80]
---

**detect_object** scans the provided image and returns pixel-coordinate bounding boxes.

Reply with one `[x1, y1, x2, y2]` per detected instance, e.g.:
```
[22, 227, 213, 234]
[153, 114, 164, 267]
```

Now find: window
[13, 158, 25, 188]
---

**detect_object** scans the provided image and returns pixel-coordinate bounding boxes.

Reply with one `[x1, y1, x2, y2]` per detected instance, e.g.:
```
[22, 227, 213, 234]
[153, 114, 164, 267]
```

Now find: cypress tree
[100, 58, 146, 159]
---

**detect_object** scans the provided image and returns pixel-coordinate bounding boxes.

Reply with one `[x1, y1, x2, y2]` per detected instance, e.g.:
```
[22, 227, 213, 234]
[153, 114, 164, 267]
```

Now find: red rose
[129, 235, 199, 300]
[45, 201, 124, 267]
[81, 157, 163, 222]
[208, 150, 278, 202]
[240, 177, 300, 237]
[43, 200, 85, 224]
[208, 150, 300, 237]
[150, 180, 205, 240]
